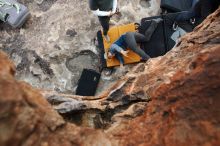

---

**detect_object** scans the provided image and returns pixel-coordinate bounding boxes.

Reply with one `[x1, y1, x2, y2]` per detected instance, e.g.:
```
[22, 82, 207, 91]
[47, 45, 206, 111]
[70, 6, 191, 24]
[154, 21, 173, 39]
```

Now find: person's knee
[125, 32, 135, 41]
[126, 32, 134, 36]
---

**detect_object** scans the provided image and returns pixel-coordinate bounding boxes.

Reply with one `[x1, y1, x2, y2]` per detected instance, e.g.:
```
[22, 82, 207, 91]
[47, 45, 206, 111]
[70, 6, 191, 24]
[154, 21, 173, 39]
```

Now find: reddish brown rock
[0, 52, 115, 146]
[0, 7, 220, 146]
[108, 8, 220, 146]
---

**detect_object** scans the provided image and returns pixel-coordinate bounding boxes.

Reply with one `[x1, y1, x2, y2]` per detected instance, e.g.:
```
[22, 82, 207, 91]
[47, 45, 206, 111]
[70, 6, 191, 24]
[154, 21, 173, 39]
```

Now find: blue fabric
[114, 34, 127, 50]
[108, 35, 128, 65]
[115, 53, 124, 65]
[109, 44, 125, 64]
[109, 44, 123, 53]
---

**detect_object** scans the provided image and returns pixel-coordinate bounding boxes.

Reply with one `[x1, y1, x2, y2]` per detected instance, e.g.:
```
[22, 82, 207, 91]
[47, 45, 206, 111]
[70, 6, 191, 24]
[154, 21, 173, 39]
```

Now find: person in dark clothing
[173, 0, 220, 29]
[89, 0, 118, 42]
[107, 18, 162, 67]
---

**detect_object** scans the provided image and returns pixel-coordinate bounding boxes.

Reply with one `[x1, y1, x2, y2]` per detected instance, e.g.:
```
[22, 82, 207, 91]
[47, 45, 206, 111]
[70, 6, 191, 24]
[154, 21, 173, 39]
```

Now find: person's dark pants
[125, 20, 158, 60]
[98, 16, 110, 36]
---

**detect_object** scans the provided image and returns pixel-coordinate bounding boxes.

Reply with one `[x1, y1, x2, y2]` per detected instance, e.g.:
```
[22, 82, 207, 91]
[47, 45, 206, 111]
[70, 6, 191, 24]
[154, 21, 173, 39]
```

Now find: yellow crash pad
[103, 23, 141, 67]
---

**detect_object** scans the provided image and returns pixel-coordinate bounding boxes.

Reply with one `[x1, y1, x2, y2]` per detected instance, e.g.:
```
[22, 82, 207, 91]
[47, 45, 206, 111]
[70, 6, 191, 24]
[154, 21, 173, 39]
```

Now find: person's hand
[115, 8, 120, 14]
[121, 50, 129, 57]
[109, 11, 114, 16]
[135, 23, 140, 31]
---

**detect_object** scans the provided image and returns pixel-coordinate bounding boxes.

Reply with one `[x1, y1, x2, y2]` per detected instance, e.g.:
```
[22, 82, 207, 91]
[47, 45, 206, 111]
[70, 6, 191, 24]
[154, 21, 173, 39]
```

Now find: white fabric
[92, 9, 111, 16]
[112, 0, 117, 13]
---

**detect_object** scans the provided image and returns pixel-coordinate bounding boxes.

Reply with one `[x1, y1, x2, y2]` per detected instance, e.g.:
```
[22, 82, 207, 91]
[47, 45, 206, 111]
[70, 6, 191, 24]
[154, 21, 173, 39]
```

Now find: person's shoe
[190, 18, 196, 25]
[140, 54, 150, 62]
[140, 58, 150, 63]
[103, 34, 110, 43]
[172, 22, 178, 31]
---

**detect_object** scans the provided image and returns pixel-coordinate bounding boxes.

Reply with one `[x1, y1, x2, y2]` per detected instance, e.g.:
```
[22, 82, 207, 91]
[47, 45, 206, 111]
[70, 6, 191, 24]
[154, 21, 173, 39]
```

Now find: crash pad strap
[103, 23, 141, 67]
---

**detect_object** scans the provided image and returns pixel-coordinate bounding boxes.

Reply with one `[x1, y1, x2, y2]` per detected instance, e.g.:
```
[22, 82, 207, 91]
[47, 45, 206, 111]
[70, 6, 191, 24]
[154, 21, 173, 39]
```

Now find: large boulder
[108, 8, 220, 146]
[0, 4, 219, 146]
[0, 52, 115, 146]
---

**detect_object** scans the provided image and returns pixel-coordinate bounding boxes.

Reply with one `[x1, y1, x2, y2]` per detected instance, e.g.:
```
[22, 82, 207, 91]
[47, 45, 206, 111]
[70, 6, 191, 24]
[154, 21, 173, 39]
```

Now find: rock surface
[0, 2, 220, 146]
[0, 51, 116, 146]
[0, 0, 161, 94]
[107, 8, 220, 146]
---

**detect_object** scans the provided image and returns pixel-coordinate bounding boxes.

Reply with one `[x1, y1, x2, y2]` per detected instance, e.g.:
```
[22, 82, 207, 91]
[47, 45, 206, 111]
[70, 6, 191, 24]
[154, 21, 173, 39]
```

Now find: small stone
[66, 29, 77, 37]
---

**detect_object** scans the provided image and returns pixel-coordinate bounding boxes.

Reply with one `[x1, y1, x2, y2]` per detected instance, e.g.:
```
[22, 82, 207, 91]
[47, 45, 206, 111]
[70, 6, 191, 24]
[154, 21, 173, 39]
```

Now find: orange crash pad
[103, 23, 141, 67]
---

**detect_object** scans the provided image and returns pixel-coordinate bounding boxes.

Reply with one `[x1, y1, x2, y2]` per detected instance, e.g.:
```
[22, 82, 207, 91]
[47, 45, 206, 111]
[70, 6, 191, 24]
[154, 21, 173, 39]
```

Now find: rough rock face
[108, 8, 220, 146]
[0, 0, 161, 94]
[0, 3, 220, 146]
[0, 51, 116, 146]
